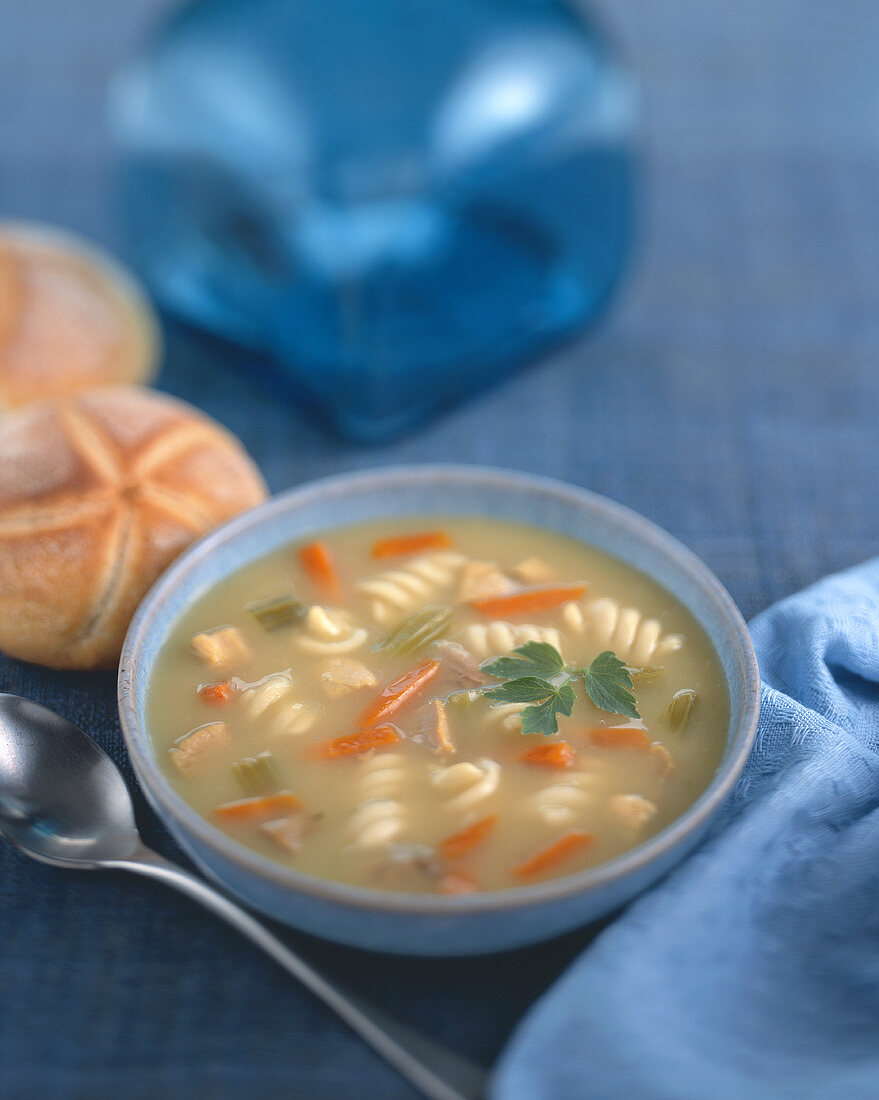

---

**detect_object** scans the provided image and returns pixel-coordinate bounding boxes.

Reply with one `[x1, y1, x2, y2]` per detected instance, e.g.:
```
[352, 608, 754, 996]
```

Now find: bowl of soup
[119, 465, 759, 955]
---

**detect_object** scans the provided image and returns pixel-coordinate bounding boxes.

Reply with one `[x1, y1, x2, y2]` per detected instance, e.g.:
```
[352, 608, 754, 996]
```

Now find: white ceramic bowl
[119, 465, 759, 956]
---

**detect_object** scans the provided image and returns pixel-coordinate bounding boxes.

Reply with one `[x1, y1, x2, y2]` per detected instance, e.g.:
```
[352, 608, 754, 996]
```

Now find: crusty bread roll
[0, 386, 267, 669]
[0, 222, 159, 409]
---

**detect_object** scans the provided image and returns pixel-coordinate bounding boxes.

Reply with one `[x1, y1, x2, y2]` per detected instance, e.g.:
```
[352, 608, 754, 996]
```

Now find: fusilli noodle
[348, 752, 408, 849]
[530, 771, 601, 826]
[561, 598, 683, 665]
[349, 799, 405, 848]
[458, 620, 564, 659]
[430, 758, 500, 812]
[294, 605, 368, 655]
[239, 674, 319, 738]
[357, 552, 466, 625]
[360, 751, 407, 800]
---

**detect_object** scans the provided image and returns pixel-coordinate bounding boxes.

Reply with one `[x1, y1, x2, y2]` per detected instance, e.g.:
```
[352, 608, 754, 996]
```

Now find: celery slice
[666, 689, 697, 729]
[247, 594, 307, 631]
[376, 606, 452, 656]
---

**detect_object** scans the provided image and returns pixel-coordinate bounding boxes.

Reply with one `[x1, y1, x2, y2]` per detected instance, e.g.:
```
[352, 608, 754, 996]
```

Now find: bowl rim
[119, 463, 760, 915]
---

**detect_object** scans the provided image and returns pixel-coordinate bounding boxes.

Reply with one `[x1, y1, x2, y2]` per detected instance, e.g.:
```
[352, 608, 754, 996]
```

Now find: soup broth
[147, 517, 728, 894]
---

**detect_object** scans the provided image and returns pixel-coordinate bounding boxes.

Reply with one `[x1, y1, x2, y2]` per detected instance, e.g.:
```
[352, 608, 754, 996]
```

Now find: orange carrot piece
[372, 531, 454, 559]
[520, 741, 576, 769]
[439, 815, 498, 860]
[299, 541, 342, 603]
[197, 681, 239, 707]
[588, 726, 651, 751]
[439, 870, 479, 895]
[359, 659, 440, 727]
[213, 792, 301, 823]
[470, 584, 586, 619]
[312, 724, 401, 759]
[512, 829, 594, 879]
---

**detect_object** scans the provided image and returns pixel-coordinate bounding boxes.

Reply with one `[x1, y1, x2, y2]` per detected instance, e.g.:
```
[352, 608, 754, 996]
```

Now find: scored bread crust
[0, 222, 159, 410]
[0, 386, 267, 669]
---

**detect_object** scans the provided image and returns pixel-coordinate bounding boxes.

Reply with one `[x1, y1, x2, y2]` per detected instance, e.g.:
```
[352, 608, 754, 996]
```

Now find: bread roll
[0, 221, 159, 409]
[0, 386, 267, 669]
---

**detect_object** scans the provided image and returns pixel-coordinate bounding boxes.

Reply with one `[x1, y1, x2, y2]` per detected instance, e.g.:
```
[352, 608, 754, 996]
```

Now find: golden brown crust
[0, 386, 267, 669]
[0, 222, 160, 409]
[0, 243, 24, 356]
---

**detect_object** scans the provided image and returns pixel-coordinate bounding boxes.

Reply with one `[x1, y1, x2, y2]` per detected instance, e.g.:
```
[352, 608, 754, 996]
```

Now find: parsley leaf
[481, 641, 565, 681]
[484, 676, 556, 703]
[519, 683, 576, 737]
[581, 651, 640, 720]
[479, 640, 640, 733]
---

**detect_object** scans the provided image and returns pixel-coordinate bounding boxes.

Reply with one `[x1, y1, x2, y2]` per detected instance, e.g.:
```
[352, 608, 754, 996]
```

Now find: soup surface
[148, 517, 728, 894]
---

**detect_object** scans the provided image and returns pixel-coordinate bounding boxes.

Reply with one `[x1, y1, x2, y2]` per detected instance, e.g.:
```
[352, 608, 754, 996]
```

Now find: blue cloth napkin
[493, 559, 879, 1099]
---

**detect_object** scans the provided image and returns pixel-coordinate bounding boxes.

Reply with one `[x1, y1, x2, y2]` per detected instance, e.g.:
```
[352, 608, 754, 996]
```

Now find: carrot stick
[299, 541, 342, 603]
[520, 741, 576, 769]
[439, 870, 479, 895]
[359, 659, 440, 727]
[439, 815, 497, 860]
[312, 725, 401, 759]
[198, 681, 238, 707]
[471, 584, 586, 619]
[372, 531, 454, 559]
[213, 792, 301, 822]
[588, 726, 651, 751]
[512, 829, 594, 879]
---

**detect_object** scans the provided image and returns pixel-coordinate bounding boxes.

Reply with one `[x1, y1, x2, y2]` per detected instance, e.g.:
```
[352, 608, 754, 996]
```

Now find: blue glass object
[111, 0, 636, 441]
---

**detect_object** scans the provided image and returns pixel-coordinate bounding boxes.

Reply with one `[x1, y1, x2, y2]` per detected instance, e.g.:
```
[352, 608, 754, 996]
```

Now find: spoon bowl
[0, 693, 139, 866]
[0, 691, 485, 1100]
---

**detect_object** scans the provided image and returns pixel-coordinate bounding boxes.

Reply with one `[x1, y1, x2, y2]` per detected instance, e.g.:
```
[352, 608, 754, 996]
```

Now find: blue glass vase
[111, 0, 636, 441]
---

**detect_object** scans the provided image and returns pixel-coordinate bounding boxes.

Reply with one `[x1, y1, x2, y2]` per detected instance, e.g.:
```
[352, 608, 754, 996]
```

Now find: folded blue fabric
[493, 559, 879, 1100]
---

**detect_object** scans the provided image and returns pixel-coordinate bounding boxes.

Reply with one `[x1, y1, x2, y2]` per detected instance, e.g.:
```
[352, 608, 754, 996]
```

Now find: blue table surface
[2, 1, 878, 1096]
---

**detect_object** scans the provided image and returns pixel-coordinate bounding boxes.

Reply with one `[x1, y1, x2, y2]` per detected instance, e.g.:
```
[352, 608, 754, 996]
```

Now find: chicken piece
[434, 641, 486, 686]
[607, 793, 657, 831]
[438, 871, 479, 895]
[170, 722, 231, 775]
[370, 844, 441, 886]
[512, 557, 553, 584]
[457, 561, 516, 602]
[650, 741, 675, 778]
[190, 626, 250, 669]
[417, 699, 455, 754]
[260, 812, 316, 854]
[320, 657, 377, 698]
[487, 701, 527, 732]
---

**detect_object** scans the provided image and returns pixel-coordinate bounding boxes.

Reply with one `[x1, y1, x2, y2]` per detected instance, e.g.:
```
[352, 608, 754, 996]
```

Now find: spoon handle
[112, 846, 486, 1100]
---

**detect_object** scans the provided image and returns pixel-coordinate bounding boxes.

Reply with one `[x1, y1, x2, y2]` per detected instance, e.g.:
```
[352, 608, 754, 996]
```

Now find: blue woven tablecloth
[2, 1, 878, 1096]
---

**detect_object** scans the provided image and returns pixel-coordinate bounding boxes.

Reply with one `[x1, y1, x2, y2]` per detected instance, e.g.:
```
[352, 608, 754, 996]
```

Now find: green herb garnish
[483, 641, 640, 736]
[247, 594, 307, 631]
[581, 651, 640, 720]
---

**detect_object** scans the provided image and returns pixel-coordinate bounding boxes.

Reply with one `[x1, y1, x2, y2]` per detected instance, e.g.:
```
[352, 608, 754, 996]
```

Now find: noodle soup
[147, 517, 728, 894]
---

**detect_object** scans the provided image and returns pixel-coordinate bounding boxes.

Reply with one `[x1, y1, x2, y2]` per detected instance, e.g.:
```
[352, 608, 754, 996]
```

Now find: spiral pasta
[294, 605, 368, 655]
[346, 752, 409, 849]
[430, 758, 500, 812]
[561, 598, 683, 665]
[458, 621, 564, 659]
[530, 771, 602, 826]
[349, 799, 406, 848]
[356, 552, 466, 625]
[239, 674, 319, 738]
[359, 751, 407, 800]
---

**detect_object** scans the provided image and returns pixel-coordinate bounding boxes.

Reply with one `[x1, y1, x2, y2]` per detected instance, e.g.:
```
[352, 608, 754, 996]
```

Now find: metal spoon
[0, 693, 486, 1100]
